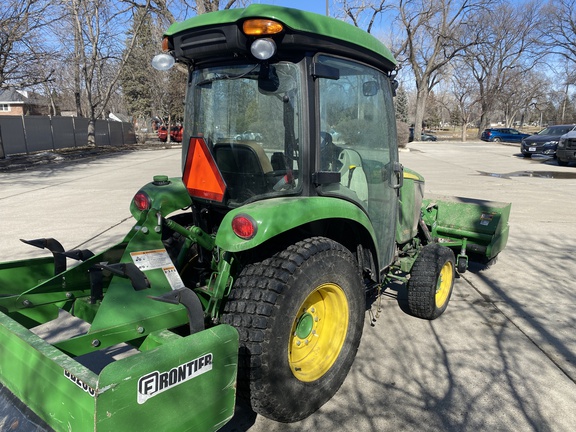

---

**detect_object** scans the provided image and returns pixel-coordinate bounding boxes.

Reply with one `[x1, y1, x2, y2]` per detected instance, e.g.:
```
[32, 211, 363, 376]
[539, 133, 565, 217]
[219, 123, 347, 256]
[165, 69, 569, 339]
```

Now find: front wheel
[221, 237, 365, 422]
[557, 158, 569, 166]
[407, 243, 455, 320]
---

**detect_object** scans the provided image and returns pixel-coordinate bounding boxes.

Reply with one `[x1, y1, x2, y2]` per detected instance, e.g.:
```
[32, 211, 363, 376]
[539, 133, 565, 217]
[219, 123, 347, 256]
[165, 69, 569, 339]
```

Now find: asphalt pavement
[1, 141, 575, 431]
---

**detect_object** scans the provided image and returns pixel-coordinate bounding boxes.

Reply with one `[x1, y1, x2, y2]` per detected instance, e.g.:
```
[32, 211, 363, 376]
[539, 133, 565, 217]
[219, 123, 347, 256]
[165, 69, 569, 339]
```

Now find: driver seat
[338, 149, 369, 202]
[213, 141, 273, 201]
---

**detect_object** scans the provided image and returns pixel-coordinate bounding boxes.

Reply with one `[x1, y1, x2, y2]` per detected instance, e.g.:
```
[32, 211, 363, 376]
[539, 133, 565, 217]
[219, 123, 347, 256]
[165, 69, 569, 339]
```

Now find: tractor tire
[221, 237, 364, 422]
[407, 243, 455, 320]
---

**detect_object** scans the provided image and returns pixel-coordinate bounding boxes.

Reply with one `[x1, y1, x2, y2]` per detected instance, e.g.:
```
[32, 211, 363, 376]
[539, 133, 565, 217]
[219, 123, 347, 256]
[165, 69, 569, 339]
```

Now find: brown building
[0, 89, 44, 116]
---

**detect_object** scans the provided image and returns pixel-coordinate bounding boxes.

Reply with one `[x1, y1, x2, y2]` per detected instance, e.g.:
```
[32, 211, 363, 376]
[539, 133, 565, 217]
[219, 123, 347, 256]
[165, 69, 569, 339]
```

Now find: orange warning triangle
[183, 137, 226, 202]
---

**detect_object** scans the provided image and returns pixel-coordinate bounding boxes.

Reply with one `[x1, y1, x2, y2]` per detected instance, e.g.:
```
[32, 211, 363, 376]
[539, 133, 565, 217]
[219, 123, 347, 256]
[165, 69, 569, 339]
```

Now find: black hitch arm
[20, 238, 66, 275]
[149, 288, 205, 335]
[95, 262, 150, 291]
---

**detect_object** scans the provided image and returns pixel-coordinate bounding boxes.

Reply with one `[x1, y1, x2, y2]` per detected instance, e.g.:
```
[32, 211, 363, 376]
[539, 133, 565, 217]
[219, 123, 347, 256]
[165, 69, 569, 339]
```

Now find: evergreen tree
[120, 10, 156, 120]
[395, 86, 409, 123]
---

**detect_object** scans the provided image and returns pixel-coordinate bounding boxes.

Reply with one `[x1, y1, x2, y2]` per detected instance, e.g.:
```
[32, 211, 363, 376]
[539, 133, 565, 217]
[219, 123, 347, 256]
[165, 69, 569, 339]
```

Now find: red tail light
[133, 192, 150, 211]
[232, 214, 257, 240]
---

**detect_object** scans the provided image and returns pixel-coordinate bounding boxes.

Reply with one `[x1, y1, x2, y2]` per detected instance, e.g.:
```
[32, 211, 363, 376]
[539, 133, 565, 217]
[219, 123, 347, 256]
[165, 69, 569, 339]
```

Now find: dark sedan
[480, 128, 530, 143]
[521, 124, 576, 157]
[409, 128, 437, 142]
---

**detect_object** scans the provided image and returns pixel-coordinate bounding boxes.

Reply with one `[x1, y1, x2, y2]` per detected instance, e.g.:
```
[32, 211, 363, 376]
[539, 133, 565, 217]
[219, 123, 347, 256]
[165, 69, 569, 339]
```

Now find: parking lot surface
[1, 142, 575, 431]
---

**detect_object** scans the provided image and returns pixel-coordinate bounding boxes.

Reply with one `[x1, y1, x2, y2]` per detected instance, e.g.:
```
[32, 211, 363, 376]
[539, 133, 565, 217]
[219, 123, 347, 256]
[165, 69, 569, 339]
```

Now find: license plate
[529, 147, 536, 152]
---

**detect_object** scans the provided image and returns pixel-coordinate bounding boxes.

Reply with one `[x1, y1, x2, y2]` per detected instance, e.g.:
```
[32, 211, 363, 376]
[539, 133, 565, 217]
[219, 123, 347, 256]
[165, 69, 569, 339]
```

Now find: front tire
[221, 237, 365, 422]
[407, 243, 455, 320]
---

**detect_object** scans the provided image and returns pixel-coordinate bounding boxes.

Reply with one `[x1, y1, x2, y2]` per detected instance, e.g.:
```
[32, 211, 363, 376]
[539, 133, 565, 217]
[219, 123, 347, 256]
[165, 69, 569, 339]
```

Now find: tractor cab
[156, 5, 402, 268]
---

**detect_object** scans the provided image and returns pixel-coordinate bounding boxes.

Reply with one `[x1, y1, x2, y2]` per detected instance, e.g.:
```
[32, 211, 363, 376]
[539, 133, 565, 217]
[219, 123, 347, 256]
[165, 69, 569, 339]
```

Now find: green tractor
[0, 5, 510, 431]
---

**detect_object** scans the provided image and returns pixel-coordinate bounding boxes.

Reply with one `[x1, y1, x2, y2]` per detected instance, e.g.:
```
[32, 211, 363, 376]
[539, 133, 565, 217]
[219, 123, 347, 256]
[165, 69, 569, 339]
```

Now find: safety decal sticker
[130, 249, 173, 271]
[130, 249, 185, 290]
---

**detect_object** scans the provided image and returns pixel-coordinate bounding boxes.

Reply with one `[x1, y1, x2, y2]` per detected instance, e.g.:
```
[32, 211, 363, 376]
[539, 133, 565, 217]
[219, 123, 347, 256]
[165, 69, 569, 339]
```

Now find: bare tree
[463, 1, 543, 136]
[66, 0, 159, 145]
[540, 0, 576, 64]
[0, 0, 58, 89]
[392, 0, 491, 141]
[338, 0, 391, 33]
[444, 61, 480, 141]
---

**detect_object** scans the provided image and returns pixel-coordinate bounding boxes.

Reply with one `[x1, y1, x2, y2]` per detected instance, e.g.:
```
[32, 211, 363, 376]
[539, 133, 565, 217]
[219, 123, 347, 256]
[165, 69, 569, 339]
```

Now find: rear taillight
[232, 214, 257, 240]
[133, 192, 150, 211]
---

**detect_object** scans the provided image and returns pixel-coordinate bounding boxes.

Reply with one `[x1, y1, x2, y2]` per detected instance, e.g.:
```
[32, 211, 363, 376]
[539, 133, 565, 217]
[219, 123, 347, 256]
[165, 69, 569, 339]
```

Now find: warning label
[130, 249, 185, 290]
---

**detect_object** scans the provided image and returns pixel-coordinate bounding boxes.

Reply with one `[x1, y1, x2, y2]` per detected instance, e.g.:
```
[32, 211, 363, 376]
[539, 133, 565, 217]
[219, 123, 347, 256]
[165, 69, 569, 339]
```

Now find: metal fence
[0, 115, 137, 158]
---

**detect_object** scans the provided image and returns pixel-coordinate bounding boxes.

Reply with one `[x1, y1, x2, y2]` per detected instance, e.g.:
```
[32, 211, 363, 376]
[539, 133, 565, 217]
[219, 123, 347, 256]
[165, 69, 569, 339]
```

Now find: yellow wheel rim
[435, 261, 454, 308]
[288, 283, 349, 382]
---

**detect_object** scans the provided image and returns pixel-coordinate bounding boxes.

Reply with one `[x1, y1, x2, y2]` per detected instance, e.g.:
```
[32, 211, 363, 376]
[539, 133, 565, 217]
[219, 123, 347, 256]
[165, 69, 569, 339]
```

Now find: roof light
[243, 19, 284, 36]
[232, 214, 257, 240]
[133, 192, 151, 211]
[152, 53, 175, 71]
[161, 36, 170, 52]
[250, 38, 277, 60]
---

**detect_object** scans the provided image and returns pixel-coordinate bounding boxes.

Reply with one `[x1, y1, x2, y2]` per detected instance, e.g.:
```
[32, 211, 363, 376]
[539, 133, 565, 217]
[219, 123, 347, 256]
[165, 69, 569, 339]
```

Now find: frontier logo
[137, 353, 213, 404]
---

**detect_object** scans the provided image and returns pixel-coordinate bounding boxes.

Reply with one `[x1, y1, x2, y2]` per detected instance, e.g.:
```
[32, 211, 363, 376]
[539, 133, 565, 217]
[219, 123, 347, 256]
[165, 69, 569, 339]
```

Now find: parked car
[409, 127, 437, 142]
[157, 124, 184, 143]
[481, 128, 530, 143]
[235, 131, 263, 141]
[520, 124, 576, 158]
[556, 130, 576, 166]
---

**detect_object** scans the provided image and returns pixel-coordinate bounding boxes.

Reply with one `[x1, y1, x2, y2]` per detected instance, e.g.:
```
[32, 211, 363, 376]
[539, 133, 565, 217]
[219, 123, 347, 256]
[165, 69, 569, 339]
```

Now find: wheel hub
[295, 312, 314, 339]
[288, 283, 349, 382]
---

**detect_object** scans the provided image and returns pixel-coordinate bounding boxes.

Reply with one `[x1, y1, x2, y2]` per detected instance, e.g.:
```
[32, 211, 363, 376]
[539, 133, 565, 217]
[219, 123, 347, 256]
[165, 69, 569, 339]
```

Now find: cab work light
[250, 38, 276, 60]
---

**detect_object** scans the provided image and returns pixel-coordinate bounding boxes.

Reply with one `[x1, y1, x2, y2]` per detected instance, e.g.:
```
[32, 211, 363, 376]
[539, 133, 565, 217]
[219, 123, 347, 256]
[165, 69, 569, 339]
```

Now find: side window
[317, 55, 396, 204]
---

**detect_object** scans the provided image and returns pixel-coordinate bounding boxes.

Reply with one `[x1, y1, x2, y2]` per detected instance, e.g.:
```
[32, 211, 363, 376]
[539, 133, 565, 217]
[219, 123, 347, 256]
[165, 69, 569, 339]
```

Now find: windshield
[538, 125, 575, 136]
[184, 62, 302, 207]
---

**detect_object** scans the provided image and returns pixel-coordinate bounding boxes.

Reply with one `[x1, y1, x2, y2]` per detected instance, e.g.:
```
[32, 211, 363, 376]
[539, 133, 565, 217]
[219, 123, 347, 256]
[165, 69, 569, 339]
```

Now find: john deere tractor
[0, 5, 510, 431]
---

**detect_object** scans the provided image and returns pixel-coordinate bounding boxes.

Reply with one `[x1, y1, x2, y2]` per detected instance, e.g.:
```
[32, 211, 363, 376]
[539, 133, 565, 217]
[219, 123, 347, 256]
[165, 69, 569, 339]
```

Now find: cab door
[316, 55, 399, 269]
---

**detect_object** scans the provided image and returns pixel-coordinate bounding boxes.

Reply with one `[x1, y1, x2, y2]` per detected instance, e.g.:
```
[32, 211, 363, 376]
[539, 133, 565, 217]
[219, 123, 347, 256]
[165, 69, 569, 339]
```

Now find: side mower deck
[422, 195, 511, 267]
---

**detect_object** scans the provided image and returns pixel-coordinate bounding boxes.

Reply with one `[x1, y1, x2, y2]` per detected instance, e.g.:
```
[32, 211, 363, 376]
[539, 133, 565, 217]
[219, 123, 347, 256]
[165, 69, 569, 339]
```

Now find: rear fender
[215, 196, 378, 253]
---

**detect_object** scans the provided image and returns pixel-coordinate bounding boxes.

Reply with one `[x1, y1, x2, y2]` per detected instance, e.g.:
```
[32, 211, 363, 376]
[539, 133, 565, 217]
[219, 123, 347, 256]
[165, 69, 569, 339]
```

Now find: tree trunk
[412, 86, 429, 141]
[87, 118, 96, 147]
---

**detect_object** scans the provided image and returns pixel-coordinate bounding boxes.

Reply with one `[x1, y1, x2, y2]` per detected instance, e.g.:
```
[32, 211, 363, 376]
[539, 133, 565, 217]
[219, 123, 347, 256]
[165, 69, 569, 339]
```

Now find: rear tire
[407, 243, 455, 320]
[221, 237, 364, 422]
[558, 158, 569, 166]
[492, 137, 502, 142]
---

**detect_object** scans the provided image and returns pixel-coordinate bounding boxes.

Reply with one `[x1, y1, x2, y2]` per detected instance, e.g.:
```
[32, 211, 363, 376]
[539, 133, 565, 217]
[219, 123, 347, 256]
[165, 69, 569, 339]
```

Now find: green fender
[130, 176, 192, 221]
[215, 196, 378, 253]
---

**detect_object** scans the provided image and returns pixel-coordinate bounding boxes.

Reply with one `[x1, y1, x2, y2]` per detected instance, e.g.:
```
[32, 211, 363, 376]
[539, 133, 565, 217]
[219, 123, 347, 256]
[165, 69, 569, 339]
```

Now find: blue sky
[250, 0, 329, 16]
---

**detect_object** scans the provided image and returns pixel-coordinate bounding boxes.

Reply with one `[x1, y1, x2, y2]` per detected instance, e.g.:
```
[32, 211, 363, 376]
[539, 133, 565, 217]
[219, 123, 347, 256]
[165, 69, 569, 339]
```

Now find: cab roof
[165, 4, 397, 72]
